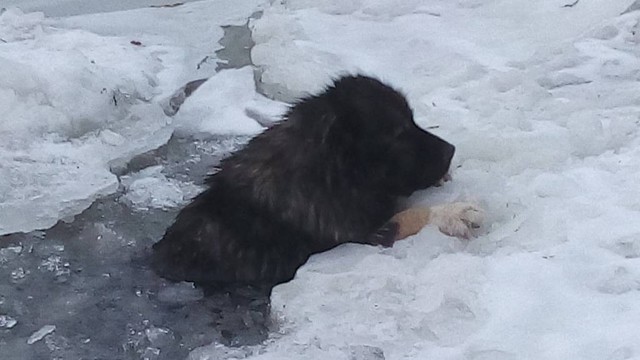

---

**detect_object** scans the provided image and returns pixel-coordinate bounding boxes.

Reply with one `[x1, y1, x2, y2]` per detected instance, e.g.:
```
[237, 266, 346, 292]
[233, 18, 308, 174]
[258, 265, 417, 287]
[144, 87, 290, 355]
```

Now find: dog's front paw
[430, 202, 484, 239]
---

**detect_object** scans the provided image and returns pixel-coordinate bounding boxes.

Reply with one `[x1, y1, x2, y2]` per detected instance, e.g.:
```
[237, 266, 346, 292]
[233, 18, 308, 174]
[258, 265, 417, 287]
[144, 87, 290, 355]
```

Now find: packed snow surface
[2, 0, 640, 359]
[245, 1, 640, 360]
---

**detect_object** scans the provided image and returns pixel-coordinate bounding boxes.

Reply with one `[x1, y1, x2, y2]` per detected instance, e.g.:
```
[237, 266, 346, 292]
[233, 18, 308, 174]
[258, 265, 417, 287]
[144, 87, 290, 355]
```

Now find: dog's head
[325, 75, 455, 196]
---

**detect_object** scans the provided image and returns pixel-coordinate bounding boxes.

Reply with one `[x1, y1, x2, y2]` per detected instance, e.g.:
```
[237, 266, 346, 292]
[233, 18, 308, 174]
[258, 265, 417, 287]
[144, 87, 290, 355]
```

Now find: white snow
[238, 1, 640, 360]
[3, 0, 640, 359]
[174, 67, 273, 136]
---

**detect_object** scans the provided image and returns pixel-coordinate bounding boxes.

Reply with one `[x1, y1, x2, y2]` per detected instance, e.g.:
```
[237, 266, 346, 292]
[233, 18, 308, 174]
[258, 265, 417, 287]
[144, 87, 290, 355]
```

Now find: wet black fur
[152, 75, 455, 287]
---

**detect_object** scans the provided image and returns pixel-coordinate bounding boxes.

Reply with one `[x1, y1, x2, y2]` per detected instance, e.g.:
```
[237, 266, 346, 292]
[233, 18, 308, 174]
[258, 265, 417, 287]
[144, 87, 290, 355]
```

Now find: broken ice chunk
[27, 325, 56, 344]
[0, 315, 17, 329]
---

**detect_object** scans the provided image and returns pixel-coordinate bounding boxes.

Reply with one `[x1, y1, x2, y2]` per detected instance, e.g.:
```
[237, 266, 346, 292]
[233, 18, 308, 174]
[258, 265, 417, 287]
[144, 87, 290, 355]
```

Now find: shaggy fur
[152, 75, 456, 287]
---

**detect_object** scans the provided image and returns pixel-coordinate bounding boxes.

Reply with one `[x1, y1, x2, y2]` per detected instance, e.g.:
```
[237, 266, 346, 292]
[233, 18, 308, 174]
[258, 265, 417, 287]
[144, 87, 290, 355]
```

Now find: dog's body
[152, 75, 467, 287]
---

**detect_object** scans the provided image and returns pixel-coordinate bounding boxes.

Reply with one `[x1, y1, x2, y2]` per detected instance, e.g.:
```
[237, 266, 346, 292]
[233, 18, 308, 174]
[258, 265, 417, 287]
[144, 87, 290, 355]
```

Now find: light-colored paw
[430, 202, 484, 239]
[389, 207, 432, 240]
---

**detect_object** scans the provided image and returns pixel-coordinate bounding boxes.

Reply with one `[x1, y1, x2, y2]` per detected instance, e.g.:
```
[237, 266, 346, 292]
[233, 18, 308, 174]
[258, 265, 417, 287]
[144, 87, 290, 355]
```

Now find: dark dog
[152, 75, 458, 287]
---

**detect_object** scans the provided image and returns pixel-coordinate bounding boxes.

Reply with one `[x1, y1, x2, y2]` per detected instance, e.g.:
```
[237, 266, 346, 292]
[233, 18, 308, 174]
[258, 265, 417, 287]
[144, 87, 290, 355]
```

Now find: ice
[0, 1, 272, 235]
[58, 0, 269, 86]
[0, 0, 204, 17]
[121, 165, 202, 211]
[250, 6, 353, 102]
[27, 325, 56, 345]
[0, 132, 272, 359]
[0, 314, 18, 329]
[0, 245, 23, 263]
[0, 7, 173, 235]
[39, 255, 71, 278]
[10, 267, 29, 283]
[157, 282, 205, 304]
[173, 67, 269, 136]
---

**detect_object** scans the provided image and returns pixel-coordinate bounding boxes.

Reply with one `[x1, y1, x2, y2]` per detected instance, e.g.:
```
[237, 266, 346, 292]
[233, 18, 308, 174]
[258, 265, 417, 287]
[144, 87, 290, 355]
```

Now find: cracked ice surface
[0, 1, 271, 235]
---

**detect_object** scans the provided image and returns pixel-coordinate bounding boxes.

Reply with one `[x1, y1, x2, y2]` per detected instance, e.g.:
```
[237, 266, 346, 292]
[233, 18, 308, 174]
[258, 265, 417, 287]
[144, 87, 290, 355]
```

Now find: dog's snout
[443, 143, 455, 165]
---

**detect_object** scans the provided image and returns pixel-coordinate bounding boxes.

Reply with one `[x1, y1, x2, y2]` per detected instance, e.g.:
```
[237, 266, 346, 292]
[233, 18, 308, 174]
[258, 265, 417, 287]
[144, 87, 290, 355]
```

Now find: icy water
[0, 134, 273, 360]
[0, 7, 276, 359]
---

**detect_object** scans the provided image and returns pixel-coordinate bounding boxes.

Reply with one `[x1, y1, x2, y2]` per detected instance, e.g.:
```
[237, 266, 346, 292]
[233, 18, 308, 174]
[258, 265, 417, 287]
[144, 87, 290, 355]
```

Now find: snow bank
[58, 0, 269, 88]
[0, 8, 172, 234]
[174, 67, 283, 136]
[189, 1, 640, 359]
[0, 1, 271, 235]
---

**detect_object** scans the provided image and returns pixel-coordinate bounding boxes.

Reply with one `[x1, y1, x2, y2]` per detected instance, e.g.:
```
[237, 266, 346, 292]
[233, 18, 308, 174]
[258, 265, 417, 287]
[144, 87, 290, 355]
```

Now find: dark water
[0, 134, 273, 360]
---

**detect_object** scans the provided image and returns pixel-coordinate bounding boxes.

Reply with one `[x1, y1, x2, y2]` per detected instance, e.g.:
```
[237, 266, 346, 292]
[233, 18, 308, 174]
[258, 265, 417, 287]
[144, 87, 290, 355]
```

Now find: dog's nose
[443, 143, 455, 165]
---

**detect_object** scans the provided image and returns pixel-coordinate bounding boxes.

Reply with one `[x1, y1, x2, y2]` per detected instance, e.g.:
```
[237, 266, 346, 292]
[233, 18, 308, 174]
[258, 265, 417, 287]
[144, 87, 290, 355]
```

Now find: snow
[0, 1, 272, 235]
[0, 0, 204, 18]
[241, 1, 640, 360]
[173, 67, 276, 136]
[3, 0, 640, 359]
